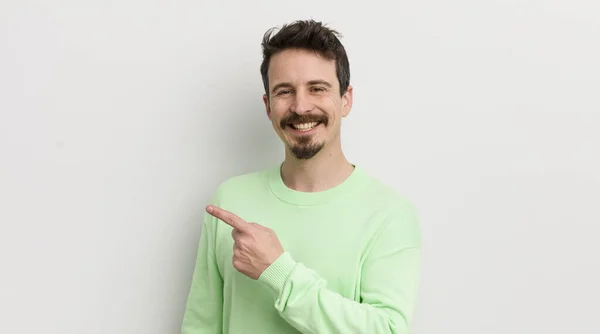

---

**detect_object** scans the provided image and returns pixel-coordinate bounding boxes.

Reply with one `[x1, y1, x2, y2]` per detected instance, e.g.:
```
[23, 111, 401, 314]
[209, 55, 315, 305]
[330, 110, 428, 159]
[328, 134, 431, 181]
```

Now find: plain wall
[1, 1, 599, 333]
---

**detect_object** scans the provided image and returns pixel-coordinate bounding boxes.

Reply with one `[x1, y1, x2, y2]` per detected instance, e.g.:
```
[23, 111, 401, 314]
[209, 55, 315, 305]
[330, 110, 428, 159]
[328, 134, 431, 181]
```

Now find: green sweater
[181, 164, 422, 333]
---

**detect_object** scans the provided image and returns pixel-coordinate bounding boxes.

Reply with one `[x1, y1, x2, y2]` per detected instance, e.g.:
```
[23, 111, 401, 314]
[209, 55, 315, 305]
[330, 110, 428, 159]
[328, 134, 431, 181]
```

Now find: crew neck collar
[267, 162, 368, 206]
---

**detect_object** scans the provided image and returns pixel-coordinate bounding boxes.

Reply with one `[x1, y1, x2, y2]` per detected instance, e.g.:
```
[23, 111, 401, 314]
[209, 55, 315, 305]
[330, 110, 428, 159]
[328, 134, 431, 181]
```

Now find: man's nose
[290, 91, 314, 114]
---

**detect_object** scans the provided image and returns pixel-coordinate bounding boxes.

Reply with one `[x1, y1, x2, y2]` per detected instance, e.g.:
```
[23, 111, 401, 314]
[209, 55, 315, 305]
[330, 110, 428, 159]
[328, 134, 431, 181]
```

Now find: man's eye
[277, 90, 291, 96]
[311, 87, 325, 92]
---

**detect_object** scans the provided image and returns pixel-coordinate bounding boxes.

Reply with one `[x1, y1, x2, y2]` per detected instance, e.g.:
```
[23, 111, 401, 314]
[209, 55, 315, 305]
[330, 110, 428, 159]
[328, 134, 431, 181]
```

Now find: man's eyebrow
[271, 80, 332, 94]
[307, 80, 332, 87]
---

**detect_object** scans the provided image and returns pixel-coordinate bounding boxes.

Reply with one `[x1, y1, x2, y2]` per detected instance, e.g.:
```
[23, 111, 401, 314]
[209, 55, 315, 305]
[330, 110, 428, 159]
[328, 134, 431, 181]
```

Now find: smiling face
[263, 48, 353, 160]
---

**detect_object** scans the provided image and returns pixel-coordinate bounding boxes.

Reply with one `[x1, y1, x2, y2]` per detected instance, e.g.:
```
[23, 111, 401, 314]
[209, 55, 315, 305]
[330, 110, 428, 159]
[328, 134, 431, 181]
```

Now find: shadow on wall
[202, 65, 282, 181]
[175, 62, 282, 304]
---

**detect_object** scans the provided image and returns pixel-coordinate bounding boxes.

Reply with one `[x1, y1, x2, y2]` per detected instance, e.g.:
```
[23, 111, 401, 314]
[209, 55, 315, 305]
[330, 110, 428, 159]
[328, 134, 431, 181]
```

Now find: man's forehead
[271, 48, 334, 63]
[269, 50, 336, 73]
[268, 50, 338, 90]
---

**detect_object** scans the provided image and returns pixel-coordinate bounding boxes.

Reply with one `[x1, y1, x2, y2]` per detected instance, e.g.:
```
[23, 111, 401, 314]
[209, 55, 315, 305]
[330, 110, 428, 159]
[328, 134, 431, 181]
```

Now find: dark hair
[260, 20, 350, 98]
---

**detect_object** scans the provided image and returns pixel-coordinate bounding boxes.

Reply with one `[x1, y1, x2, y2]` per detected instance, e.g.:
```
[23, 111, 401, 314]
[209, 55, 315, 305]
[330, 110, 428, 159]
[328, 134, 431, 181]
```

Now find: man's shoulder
[359, 168, 417, 214]
[357, 170, 421, 247]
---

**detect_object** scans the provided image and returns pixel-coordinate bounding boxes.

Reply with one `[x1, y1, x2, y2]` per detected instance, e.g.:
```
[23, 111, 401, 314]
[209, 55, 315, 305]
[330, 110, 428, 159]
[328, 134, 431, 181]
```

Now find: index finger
[206, 205, 249, 232]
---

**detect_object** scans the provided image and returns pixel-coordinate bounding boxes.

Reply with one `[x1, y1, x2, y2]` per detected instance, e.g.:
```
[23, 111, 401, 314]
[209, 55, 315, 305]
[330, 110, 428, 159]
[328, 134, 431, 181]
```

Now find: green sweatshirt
[181, 163, 422, 333]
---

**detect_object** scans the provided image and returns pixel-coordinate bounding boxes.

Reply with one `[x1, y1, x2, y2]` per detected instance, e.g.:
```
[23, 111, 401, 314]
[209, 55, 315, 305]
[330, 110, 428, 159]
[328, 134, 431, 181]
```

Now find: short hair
[260, 20, 350, 98]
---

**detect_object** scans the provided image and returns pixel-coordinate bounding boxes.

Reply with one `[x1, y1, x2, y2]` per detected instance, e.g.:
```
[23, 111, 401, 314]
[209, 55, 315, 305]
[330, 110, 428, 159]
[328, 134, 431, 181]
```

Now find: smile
[287, 121, 322, 134]
[290, 122, 320, 131]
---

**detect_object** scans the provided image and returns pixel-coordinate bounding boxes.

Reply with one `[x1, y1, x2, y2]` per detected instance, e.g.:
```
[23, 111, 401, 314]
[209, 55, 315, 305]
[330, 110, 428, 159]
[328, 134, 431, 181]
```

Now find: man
[181, 20, 421, 333]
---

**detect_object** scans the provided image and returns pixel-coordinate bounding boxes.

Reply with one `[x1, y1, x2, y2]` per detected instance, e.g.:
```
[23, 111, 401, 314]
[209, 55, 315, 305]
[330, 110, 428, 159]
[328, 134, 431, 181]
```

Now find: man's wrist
[258, 252, 297, 295]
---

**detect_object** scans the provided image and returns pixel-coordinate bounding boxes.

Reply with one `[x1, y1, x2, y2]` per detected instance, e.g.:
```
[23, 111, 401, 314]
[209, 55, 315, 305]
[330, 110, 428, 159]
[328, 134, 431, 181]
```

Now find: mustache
[280, 113, 329, 128]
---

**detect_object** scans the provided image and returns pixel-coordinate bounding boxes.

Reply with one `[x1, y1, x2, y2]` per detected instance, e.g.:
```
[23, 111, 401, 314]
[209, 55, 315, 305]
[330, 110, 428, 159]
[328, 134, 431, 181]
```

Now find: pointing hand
[206, 205, 284, 279]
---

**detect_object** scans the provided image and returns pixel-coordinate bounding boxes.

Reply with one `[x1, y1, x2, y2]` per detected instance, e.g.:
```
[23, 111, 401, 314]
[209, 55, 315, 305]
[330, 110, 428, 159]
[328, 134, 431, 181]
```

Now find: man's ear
[263, 94, 272, 120]
[341, 85, 353, 117]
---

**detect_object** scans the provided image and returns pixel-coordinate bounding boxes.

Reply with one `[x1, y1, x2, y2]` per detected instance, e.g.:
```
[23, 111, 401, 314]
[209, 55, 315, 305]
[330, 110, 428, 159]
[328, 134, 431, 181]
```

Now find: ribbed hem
[258, 252, 297, 295]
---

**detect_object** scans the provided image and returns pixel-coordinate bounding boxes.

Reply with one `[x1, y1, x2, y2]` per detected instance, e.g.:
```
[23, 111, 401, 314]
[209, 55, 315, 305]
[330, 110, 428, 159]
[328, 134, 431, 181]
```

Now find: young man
[181, 20, 422, 333]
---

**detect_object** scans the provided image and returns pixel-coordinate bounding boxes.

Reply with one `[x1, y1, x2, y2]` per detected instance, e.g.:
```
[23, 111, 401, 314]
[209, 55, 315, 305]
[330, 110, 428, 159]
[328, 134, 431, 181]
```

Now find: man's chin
[288, 143, 324, 160]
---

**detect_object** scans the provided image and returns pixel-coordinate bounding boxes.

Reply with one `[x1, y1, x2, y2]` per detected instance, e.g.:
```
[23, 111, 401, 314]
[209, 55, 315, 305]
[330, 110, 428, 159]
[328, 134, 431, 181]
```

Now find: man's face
[263, 48, 353, 160]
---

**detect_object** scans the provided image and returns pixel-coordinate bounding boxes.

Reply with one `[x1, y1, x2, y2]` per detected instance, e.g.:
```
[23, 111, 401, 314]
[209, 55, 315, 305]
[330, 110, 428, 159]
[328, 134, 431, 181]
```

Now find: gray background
[1, 0, 599, 333]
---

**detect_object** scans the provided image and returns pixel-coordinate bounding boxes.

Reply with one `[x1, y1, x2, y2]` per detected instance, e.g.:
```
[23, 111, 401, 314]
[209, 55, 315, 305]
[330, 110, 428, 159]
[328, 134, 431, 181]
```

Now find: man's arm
[259, 211, 422, 334]
[181, 216, 223, 334]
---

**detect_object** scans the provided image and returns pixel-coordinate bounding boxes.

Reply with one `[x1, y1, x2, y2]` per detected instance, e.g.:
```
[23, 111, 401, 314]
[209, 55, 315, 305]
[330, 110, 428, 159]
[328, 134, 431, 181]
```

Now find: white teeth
[292, 122, 318, 131]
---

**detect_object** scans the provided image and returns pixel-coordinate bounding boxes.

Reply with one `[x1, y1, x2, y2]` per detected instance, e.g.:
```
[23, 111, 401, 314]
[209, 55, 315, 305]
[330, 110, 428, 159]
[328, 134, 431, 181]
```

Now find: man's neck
[280, 145, 355, 193]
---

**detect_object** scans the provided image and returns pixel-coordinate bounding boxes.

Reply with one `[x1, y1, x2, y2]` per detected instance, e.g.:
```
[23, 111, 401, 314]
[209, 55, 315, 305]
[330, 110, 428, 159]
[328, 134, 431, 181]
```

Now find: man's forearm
[258, 248, 421, 334]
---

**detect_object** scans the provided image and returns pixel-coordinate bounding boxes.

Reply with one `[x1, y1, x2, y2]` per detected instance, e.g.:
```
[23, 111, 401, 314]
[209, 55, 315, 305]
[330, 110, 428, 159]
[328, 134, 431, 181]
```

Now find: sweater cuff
[258, 252, 297, 295]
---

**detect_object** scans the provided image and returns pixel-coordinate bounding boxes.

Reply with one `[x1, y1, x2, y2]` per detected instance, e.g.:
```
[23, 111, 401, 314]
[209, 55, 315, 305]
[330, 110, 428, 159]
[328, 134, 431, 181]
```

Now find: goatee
[289, 142, 324, 160]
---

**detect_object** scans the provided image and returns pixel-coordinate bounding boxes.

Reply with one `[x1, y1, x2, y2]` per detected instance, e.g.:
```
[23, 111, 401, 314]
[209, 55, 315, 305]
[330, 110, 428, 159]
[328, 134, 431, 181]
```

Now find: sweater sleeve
[181, 216, 223, 334]
[257, 209, 422, 334]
